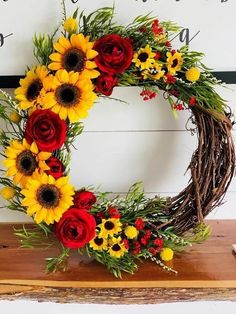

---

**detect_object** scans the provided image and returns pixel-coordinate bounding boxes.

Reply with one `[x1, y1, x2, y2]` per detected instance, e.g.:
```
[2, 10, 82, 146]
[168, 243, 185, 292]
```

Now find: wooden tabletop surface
[0, 220, 235, 288]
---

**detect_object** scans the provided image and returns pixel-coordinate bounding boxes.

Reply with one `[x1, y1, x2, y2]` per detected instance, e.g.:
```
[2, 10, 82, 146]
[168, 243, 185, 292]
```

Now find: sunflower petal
[38, 152, 51, 160]
[86, 49, 98, 59]
[30, 142, 39, 154]
[49, 53, 62, 62]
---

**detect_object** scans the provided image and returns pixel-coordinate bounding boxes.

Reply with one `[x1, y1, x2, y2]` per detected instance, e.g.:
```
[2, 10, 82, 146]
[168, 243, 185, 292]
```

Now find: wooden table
[0, 220, 235, 304]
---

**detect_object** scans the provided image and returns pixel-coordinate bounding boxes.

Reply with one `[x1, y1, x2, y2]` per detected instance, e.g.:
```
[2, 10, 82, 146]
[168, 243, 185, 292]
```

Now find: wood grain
[0, 220, 236, 303]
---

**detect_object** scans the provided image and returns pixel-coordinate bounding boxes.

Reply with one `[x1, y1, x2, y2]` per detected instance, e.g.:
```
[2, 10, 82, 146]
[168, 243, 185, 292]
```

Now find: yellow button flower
[63, 17, 78, 34]
[124, 226, 138, 239]
[0, 186, 15, 200]
[160, 248, 174, 261]
[185, 67, 201, 82]
[9, 111, 22, 124]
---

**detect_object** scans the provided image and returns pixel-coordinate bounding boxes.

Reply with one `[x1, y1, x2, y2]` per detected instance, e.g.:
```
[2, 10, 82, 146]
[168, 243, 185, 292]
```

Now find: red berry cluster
[140, 89, 157, 101]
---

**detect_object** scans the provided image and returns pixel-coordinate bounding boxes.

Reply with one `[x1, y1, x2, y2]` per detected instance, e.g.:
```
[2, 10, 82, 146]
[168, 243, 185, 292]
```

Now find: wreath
[0, 5, 235, 278]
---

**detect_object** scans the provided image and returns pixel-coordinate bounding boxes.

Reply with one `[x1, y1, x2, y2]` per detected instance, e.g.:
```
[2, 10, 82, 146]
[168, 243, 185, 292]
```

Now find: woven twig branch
[152, 107, 235, 233]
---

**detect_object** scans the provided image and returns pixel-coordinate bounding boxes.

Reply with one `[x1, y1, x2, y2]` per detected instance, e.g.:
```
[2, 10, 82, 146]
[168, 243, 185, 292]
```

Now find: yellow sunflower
[15, 65, 48, 110]
[98, 218, 122, 239]
[142, 62, 165, 80]
[48, 34, 100, 79]
[3, 140, 51, 187]
[42, 69, 97, 122]
[21, 172, 75, 225]
[166, 51, 183, 75]
[108, 237, 128, 258]
[132, 45, 156, 70]
[89, 235, 108, 251]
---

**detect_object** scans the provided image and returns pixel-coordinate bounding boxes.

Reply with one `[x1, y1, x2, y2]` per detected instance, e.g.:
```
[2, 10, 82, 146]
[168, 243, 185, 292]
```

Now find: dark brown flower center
[138, 52, 149, 62]
[16, 150, 37, 176]
[37, 184, 60, 208]
[26, 79, 42, 101]
[172, 58, 178, 68]
[104, 221, 115, 230]
[55, 84, 81, 107]
[71, 228, 79, 237]
[62, 48, 86, 72]
[94, 237, 104, 246]
[112, 244, 121, 251]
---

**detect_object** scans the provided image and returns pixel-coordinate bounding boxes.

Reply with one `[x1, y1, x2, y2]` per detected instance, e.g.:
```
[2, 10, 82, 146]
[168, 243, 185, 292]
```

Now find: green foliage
[86, 246, 138, 278]
[66, 122, 84, 147]
[33, 30, 58, 66]
[46, 246, 70, 273]
[186, 223, 212, 244]
[14, 224, 54, 248]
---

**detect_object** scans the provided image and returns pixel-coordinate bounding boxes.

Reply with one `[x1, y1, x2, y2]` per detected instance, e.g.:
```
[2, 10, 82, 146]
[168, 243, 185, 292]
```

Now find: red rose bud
[55, 208, 96, 249]
[152, 19, 163, 35]
[144, 229, 152, 240]
[94, 34, 133, 74]
[165, 41, 171, 47]
[189, 96, 197, 106]
[132, 241, 141, 255]
[140, 237, 148, 246]
[164, 74, 177, 84]
[173, 103, 184, 111]
[73, 190, 97, 210]
[154, 238, 164, 250]
[135, 218, 145, 230]
[25, 109, 67, 152]
[46, 157, 65, 179]
[170, 89, 180, 97]
[95, 73, 118, 96]
[149, 247, 157, 256]
[123, 238, 129, 250]
[154, 52, 161, 60]
[108, 206, 121, 218]
[171, 50, 176, 55]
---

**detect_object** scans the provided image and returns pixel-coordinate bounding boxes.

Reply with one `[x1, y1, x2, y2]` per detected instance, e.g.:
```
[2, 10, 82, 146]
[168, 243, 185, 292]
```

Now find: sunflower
[108, 237, 128, 258]
[15, 66, 48, 110]
[142, 62, 165, 80]
[48, 34, 100, 79]
[98, 218, 122, 239]
[89, 235, 108, 251]
[166, 51, 183, 75]
[21, 172, 74, 225]
[42, 69, 97, 122]
[132, 45, 156, 70]
[3, 140, 51, 187]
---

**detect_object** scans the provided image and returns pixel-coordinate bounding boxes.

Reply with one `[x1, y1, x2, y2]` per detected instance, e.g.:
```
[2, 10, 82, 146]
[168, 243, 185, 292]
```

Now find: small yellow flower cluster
[0, 186, 15, 200]
[63, 17, 78, 34]
[160, 247, 174, 261]
[90, 219, 139, 258]
[133, 44, 185, 81]
[185, 67, 201, 82]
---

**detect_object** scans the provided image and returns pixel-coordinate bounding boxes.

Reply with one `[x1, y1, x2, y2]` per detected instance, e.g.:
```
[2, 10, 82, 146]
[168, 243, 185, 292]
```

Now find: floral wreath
[0, 5, 235, 278]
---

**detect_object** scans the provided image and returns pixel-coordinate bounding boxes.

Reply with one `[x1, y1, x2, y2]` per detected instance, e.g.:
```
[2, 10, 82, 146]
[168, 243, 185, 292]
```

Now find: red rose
[95, 73, 118, 96]
[25, 109, 67, 152]
[46, 157, 65, 179]
[73, 190, 97, 210]
[94, 34, 133, 74]
[55, 208, 96, 249]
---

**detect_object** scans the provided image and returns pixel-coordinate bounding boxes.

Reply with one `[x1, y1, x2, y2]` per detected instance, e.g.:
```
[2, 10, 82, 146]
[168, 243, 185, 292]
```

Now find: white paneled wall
[0, 85, 235, 222]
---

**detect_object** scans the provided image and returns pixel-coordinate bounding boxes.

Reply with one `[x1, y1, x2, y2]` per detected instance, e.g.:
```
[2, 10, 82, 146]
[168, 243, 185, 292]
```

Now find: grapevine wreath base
[0, 4, 235, 277]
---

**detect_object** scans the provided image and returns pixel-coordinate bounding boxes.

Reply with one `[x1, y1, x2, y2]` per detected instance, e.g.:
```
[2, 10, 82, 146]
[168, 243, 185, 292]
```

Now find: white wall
[0, 0, 236, 73]
[0, 84, 236, 222]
